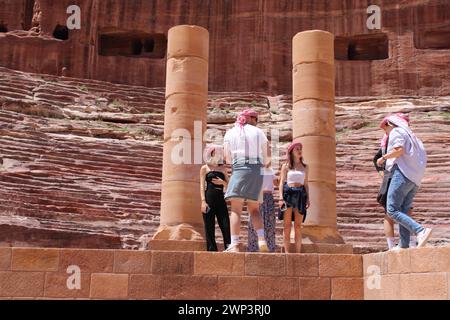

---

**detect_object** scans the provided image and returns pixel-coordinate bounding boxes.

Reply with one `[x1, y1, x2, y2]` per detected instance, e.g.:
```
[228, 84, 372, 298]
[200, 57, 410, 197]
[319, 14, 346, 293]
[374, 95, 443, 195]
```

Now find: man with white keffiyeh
[376, 114, 432, 249]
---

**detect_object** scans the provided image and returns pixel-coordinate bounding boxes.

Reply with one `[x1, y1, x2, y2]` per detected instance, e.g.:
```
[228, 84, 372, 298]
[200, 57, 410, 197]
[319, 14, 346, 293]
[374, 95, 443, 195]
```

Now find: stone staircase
[1, 66, 449, 253]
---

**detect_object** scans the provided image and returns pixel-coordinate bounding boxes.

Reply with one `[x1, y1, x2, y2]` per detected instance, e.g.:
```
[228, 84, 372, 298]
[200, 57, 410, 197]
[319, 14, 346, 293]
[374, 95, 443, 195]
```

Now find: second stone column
[292, 30, 344, 244]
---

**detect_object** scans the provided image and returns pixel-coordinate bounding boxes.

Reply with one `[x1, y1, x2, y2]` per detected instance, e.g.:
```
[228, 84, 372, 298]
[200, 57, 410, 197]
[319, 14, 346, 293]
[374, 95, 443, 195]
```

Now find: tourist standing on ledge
[223, 109, 270, 252]
[247, 164, 278, 253]
[200, 145, 231, 251]
[375, 113, 417, 250]
[278, 142, 309, 253]
[376, 114, 432, 249]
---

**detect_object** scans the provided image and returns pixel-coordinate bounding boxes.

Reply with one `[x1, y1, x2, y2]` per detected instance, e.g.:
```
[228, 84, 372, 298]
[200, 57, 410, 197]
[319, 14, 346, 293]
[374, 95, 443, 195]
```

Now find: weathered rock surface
[1, 0, 450, 95]
[0, 67, 449, 252]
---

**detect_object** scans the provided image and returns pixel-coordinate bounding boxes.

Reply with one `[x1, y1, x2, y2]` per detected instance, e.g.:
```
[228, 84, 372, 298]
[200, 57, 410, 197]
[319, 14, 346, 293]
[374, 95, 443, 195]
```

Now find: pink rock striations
[0, 66, 449, 252]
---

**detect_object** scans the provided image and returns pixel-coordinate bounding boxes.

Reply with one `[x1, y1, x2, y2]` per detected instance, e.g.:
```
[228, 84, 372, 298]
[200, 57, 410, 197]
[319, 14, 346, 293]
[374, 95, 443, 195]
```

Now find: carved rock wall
[1, 0, 449, 95]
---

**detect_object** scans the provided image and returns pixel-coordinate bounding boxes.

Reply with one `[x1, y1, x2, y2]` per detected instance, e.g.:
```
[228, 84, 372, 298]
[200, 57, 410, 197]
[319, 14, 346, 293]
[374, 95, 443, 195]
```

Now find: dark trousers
[202, 205, 231, 251]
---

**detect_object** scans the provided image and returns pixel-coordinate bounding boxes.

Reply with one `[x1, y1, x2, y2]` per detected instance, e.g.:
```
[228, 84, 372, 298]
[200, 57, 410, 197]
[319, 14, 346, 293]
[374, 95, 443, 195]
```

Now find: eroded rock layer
[1, 67, 449, 252]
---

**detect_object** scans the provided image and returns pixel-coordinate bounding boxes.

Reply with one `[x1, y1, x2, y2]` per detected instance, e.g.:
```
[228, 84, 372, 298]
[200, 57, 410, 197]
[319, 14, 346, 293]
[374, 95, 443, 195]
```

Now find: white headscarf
[386, 114, 426, 164]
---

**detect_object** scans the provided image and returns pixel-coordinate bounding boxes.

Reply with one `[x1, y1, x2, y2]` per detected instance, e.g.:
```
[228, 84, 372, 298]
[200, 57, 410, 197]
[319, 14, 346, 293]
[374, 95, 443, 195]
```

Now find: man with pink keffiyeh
[223, 109, 270, 252]
[375, 113, 417, 250]
[376, 113, 432, 249]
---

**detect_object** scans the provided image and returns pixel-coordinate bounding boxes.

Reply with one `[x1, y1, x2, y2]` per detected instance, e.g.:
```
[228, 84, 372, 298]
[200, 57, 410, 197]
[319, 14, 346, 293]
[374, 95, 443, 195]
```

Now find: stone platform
[148, 240, 353, 254]
[0, 246, 448, 300]
[0, 247, 363, 300]
[363, 246, 450, 300]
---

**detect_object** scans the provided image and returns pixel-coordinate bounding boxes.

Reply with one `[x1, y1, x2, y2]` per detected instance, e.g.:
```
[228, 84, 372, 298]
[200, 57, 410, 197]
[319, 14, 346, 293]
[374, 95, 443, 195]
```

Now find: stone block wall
[1, 246, 449, 300]
[0, 247, 363, 300]
[1, 0, 450, 95]
[363, 246, 450, 300]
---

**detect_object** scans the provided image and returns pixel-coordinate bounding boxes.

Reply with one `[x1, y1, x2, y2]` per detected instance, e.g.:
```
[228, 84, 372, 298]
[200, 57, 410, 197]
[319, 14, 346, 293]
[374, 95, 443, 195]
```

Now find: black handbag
[377, 171, 392, 209]
[278, 202, 287, 220]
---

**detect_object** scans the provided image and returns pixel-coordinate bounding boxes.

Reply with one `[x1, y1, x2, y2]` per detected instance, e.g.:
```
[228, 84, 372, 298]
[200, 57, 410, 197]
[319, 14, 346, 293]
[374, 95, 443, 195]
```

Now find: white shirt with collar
[386, 127, 427, 186]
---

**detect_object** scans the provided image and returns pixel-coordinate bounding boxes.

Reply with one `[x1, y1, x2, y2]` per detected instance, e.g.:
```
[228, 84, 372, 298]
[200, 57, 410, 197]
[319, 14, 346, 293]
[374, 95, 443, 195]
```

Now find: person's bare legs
[384, 216, 395, 238]
[283, 208, 293, 253]
[247, 200, 268, 251]
[247, 200, 264, 230]
[229, 198, 244, 237]
[224, 198, 244, 251]
[294, 209, 303, 253]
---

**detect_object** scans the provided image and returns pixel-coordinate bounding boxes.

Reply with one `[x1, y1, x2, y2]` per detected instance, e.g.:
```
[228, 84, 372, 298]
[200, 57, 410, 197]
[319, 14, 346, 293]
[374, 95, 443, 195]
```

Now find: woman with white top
[247, 165, 278, 252]
[279, 141, 310, 253]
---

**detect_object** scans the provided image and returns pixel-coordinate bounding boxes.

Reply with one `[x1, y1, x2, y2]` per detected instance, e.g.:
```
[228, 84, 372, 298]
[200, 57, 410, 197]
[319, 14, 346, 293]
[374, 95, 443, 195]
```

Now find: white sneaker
[389, 245, 405, 252]
[258, 240, 269, 252]
[224, 243, 240, 252]
[417, 228, 432, 248]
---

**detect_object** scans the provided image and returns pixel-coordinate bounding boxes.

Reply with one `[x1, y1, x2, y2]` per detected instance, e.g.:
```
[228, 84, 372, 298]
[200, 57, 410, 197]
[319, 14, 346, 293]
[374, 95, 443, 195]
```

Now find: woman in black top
[200, 145, 231, 251]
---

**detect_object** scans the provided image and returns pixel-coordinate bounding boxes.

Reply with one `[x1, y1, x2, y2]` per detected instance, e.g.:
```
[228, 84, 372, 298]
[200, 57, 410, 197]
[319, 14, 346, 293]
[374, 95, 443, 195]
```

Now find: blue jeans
[386, 166, 424, 248]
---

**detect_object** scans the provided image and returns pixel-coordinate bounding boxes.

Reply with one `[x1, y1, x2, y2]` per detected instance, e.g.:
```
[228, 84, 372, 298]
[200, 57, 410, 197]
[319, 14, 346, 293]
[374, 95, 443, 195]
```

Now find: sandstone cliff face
[1, 0, 450, 95]
[1, 66, 449, 253]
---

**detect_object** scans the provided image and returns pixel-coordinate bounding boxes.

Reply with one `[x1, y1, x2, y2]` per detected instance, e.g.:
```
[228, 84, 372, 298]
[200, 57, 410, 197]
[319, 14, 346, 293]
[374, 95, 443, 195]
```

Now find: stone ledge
[0, 246, 447, 300]
[149, 239, 353, 254]
[363, 246, 450, 276]
[363, 245, 450, 300]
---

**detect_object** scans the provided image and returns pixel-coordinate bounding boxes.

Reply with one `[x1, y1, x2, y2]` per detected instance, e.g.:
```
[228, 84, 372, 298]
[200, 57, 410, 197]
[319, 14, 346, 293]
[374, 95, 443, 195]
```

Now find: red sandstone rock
[0, 66, 449, 253]
[90, 273, 128, 300]
[1, 1, 450, 95]
[217, 276, 258, 300]
[331, 278, 364, 300]
[128, 274, 161, 299]
[194, 252, 245, 276]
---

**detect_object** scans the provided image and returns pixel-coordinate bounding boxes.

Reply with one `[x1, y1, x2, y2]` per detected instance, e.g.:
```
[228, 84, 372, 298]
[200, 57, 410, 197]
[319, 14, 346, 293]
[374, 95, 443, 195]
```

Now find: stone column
[292, 30, 344, 244]
[152, 25, 209, 243]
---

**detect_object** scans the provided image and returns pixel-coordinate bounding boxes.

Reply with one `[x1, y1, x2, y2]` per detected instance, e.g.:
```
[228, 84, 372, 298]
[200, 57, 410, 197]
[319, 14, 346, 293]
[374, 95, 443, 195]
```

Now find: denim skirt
[225, 159, 263, 201]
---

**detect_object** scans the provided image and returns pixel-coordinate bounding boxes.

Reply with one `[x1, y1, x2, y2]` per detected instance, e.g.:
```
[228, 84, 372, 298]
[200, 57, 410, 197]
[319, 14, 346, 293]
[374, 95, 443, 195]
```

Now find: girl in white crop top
[287, 169, 305, 185]
[278, 141, 310, 253]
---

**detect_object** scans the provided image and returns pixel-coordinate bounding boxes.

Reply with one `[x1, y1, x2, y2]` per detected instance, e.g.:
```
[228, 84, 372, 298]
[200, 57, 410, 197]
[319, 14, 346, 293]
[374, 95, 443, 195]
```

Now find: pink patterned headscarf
[386, 114, 410, 132]
[379, 116, 390, 129]
[236, 109, 258, 128]
[396, 112, 410, 124]
[287, 141, 303, 160]
[287, 141, 303, 154]
[379, 113, 411, 148]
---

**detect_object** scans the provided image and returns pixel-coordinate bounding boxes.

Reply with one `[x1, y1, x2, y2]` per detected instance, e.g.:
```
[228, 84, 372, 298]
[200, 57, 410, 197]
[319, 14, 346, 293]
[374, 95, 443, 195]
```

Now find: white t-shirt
[386, 127, 427, 186]
[223, 124, 268, 162]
